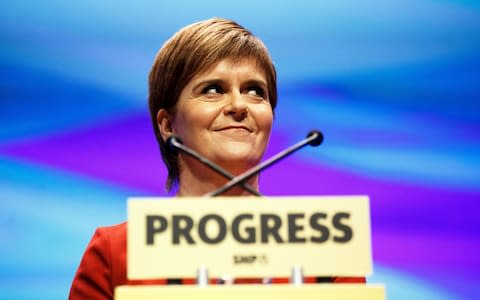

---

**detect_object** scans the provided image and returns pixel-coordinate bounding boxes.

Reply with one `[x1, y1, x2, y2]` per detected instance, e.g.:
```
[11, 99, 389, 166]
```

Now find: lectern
[114, 196, 386, 300]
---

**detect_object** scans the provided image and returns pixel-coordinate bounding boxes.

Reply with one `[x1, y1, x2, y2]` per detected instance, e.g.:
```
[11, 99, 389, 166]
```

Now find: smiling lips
[215, 125, 253, 136]
[216, 125, 252, 132]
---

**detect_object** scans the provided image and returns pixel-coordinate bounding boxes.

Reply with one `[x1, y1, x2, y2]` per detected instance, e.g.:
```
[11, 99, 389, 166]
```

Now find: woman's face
[171, 57, 273, 173]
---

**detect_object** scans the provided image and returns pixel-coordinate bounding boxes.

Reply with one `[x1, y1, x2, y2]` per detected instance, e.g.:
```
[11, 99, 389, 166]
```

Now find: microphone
[166, 136, 262, 196]
[206, 130, 324, 197]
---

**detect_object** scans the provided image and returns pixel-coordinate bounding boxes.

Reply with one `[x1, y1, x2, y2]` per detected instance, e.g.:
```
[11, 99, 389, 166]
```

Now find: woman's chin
[214, 153, 261, 173]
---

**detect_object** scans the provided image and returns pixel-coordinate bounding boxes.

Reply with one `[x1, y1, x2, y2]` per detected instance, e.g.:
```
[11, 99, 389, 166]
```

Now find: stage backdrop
[1, 1, 479, 299]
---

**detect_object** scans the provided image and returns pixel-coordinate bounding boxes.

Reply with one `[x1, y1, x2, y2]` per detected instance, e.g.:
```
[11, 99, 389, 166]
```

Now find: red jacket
[69, 222, 365, 300]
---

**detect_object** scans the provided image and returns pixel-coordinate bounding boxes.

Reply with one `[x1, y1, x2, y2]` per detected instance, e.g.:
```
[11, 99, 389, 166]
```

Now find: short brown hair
[148, 17, 277, 191]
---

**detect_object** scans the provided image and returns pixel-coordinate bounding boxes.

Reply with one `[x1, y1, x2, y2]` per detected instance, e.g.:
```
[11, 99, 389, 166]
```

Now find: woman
[150, 18, 276, 196]
[69, 18, 363, 300]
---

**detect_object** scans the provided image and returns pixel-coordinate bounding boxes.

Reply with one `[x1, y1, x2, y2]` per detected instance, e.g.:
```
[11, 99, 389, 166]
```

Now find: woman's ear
[157, 109, 174, 142]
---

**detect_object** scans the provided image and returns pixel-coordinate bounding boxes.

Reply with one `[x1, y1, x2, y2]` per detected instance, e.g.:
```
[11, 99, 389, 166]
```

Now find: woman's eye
[202, 84, 223, 95]
[247, 86, 266, 98]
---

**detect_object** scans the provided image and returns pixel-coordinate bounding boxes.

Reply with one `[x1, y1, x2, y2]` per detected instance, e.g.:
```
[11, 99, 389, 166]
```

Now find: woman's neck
[176, 156, 260, 197]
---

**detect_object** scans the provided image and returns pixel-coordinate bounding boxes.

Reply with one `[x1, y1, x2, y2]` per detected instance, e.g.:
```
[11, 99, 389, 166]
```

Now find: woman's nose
[224, 91, 248, 120]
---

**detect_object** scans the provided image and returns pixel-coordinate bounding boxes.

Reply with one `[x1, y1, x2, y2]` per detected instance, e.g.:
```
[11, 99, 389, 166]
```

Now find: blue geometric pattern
[1, 1, 479, 299]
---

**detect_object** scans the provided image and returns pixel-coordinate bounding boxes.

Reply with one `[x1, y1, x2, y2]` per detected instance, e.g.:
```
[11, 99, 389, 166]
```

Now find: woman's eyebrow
[243, 79, 268, 88]
[191, 78, 225, 90]
[191, 77, 268, 91]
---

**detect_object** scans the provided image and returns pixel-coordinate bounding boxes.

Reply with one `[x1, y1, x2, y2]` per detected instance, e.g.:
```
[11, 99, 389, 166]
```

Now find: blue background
[1, 1, 479, 299]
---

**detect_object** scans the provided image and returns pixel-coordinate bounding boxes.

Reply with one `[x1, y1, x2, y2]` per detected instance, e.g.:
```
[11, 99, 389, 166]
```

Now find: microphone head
[166, 135, 183, 152]
[307, 130, 324, 146]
